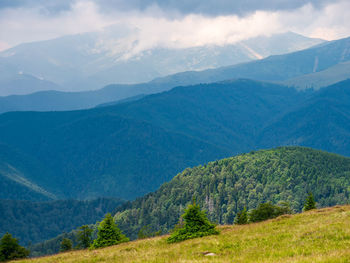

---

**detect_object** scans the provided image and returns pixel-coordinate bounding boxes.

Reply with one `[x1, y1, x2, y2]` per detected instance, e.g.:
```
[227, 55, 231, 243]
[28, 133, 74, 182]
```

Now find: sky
[0, 0, 350, 52]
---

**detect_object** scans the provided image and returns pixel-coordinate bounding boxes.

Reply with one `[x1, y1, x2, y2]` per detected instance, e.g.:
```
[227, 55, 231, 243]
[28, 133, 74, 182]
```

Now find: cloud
[0, 0, 349, 52]
[0, 0, 334, 16]
[0, 1, 116, 48]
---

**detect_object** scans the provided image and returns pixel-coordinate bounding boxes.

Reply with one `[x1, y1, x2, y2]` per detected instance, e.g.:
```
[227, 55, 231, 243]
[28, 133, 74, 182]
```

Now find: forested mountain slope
[2, 79, 350, 202]
[104, 79, 302, 151]
[0, 80, 300, 201]
[114, 147, 350, 239]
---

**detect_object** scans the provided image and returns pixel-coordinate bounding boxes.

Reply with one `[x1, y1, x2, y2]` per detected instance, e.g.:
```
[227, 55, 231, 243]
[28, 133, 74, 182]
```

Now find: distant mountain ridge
[1, 34, 350, 114]
[0, 31, 324, 95]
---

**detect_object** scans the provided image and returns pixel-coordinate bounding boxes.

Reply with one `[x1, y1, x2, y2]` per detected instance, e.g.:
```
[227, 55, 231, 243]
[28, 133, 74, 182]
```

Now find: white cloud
[0, 0, 349, 52]
[0, 1, 115, 49]
[277, 1, 350, 40]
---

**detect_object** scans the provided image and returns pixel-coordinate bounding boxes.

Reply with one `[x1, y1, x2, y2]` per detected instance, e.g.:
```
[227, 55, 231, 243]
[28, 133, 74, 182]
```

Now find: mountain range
[0, 31, 323, 96]
[1, 77, 350, 203]
[0, 34, 350, 115]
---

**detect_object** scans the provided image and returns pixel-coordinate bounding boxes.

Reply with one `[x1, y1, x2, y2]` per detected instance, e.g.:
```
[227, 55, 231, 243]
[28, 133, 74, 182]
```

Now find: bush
[234, 207, 248, 225]
[167, 201, 219, 243]
[60, 238, 72, 252]
[249, 202, 292, 223]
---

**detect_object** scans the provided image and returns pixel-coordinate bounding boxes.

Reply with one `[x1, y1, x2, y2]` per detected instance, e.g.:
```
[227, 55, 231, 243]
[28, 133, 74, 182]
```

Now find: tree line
[0, 192, 317, 261]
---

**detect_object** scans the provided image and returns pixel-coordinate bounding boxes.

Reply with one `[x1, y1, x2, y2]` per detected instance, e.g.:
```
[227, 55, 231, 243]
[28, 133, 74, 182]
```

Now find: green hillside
[114, 147, 350, 239]
[15, 205, 350, 262]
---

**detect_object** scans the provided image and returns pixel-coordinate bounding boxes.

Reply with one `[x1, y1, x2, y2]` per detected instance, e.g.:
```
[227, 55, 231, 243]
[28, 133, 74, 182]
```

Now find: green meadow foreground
[15, 205, 350, 263]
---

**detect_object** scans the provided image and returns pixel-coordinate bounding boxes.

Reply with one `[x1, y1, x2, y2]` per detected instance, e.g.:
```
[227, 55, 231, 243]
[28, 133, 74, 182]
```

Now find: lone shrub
[167, 201, 219, 243]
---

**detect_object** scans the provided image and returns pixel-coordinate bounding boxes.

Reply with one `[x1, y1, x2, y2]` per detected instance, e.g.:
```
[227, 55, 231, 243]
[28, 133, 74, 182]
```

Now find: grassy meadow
[16, 205, 350, 263]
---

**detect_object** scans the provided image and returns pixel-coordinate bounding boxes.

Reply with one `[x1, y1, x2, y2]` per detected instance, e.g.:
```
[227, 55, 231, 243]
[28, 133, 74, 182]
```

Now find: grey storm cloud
[0, 0, 349, 51]
[0, 0, 334, 16]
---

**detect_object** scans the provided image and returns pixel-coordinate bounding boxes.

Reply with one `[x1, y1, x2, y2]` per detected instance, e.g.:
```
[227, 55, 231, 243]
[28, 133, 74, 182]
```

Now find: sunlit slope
[17, 205, 350, 263]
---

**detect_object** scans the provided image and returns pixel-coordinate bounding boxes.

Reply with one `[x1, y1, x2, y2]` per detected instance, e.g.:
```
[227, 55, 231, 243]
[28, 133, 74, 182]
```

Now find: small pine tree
[60, 238, 72, 252]
[77, 225, 93, 249]
[167, 200, 219, 243]
[0, 233, 29, 262]
[91, 213, 129, 249]
[303, 192, 316, 211]
[234, 207, 248, 225]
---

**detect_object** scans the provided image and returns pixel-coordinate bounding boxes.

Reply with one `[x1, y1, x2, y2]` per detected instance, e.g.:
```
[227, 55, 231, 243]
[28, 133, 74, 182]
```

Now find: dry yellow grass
[15, 205, 350, 263]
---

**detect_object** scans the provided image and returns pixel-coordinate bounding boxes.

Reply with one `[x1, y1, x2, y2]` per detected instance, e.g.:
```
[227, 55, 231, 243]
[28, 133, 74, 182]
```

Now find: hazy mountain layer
[0, 31, 323, 95]
[1, 34, 349, 114]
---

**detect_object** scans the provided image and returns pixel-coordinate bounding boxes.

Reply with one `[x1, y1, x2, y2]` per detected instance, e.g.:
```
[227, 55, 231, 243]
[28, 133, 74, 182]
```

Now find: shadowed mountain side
[99, 79, 303, 152]
[258, 79, 350, 156]
[0, 111, 229, 200]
